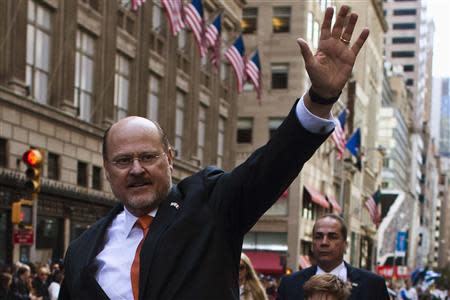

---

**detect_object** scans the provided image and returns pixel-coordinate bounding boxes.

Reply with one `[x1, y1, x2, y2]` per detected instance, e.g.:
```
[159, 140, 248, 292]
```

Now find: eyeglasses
[110, 152, 165, 169]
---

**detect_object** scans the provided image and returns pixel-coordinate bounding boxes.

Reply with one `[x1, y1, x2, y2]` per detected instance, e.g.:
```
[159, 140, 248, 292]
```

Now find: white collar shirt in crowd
[93, 95, 334, 298]
[95, 207, 157, 299]
[316, 261, 348, 282]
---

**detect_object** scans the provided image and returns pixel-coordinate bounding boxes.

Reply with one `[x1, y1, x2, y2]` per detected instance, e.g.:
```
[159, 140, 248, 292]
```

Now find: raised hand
[298, 6, 370, 99]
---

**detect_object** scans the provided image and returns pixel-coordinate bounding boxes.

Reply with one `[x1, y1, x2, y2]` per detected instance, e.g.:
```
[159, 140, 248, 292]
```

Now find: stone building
[0, 0, 244, 265]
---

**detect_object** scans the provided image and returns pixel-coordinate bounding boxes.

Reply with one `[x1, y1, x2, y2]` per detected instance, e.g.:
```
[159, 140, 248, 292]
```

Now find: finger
[320, 7, 334, 40]
[297, 38, 314, 67]
[341, 13, 358, 44]
[351, 28, 370, 56]
[331, 5, 350, 39]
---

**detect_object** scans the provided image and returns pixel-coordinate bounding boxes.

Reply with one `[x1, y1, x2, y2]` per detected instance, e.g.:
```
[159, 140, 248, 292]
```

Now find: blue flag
[346, 128, 361, 157]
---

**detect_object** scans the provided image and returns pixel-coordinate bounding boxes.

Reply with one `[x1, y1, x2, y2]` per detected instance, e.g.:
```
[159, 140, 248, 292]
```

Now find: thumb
[296, 38, 313, 66]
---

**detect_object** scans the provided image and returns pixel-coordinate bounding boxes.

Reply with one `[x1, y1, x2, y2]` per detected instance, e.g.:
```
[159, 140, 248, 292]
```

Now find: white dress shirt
[316, 261, 348, 282]
[95, 208, 157, 299]
[94, 95, 334, 298]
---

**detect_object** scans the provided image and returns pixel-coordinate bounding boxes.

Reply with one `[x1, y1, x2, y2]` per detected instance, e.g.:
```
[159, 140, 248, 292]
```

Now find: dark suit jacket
[277, 262, 390, 300]
[59, 101, 330, 300]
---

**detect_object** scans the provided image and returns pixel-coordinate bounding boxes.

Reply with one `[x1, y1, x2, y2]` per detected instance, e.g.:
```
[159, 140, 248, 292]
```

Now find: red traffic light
[22, 149, 43, 167]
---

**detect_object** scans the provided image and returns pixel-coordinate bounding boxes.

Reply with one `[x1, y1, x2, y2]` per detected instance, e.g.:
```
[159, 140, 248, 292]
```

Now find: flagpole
[339, 157, 345, 218]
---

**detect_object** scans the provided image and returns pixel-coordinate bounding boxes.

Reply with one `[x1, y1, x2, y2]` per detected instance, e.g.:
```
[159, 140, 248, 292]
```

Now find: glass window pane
[28, 0, 35, 21]
[75, 52, 80, 89]
[26, 25, 35, 64]
[36, 5, 51, 30]
[35, 30, 50, 71]
[35, 70, 47, 104]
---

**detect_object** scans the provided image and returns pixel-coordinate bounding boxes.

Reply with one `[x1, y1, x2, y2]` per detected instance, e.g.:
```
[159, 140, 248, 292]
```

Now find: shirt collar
[316, 261, 347, 282]
[123, 206, 158, 238]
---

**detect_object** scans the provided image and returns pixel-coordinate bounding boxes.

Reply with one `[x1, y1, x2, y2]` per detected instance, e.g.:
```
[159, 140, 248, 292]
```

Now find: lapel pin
[351, 282, 358, 288]
[170, 202, 180, 209]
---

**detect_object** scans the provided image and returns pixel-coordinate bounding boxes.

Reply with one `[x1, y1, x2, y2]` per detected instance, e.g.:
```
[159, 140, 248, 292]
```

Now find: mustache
[127, 177, 152, 187]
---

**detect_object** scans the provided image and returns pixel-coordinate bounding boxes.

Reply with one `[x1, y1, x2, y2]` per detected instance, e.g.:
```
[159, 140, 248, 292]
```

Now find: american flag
[225, 35, 246, 92]
[245, 50, 262, 100]
[130, 0, 145, 10]
[365, 190, 381, 227]
[205, 14, 221, 72]
[161, 0, 184, 36]
[331, 110, 348, 160]
[183, 0, 206, 57]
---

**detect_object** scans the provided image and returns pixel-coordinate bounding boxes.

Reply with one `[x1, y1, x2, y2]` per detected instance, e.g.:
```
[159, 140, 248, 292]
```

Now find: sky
[428, 0, 450, 77]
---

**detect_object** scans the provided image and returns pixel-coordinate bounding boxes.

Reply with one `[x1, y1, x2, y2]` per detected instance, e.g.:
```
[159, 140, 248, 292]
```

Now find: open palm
[298, 6, 370, 98]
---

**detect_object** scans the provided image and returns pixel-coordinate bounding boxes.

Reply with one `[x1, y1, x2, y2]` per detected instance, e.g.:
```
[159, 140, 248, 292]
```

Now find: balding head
[103, 117, 170, 160]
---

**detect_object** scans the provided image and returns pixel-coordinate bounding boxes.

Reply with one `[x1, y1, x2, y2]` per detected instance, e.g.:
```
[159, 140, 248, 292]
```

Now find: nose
[129, 158, 145, 174]
[320, 236, 330, 246]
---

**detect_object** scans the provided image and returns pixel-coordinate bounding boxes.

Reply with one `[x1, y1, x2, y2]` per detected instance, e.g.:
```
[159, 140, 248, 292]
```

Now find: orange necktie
[131, 215, 153, 300]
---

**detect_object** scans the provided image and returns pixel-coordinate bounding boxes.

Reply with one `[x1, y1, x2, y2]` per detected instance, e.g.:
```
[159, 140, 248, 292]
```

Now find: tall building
[439, 79, 450, 156]
[0, 0, 243, 265]
[383, 0, 430, 126]
[237, 0, 386, 273]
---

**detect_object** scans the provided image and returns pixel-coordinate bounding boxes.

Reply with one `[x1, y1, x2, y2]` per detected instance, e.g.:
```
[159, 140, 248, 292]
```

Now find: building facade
[0, 0, 243, 265]
[237, 0, 386, 274]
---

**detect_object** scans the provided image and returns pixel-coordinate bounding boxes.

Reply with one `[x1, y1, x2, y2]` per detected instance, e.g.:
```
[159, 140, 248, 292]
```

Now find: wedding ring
[340, 37, 351, 45]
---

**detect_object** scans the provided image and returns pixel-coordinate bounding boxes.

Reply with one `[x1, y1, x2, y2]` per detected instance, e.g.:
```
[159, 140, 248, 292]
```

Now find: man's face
[104, 117, 173, 217]
[312, 217, 347, 272]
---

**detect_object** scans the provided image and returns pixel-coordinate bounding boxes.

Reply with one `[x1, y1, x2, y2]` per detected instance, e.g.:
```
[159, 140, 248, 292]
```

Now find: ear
[103, 160, 111, 182]
[166, 148, 174, 171]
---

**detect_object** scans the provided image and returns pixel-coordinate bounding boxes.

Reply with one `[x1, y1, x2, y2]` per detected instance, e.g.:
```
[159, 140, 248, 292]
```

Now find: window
[197, 105, 207, 163]
[271, 63, 289, 89]
[393, 8, 417, 16]
[392, 51, 415, 58]
[392, 37, 415, 44]
[75, 30, 95, 121]
[217, 117, 226, 168]
[175, 91, 186, 157]
[242, 8, 257, 34]
[319, 0, 328, 11]
[0, 138, 6, 167]
[313, 20, 320, 49]
[47, 153, 60, 180]
[92, 165, 102, 190]
[77, 161, 88, 187]
[393, 23, 416, 30]
[268, 118, 284, 139]
[81, 0, 100, 12]
[151, 1, 165, 33]
[177, 29, 187, 49]
[406, 78, 414, 86]
[148, 74, 160, 121]
[307, 12, 313, 42]
[272, 7, 290, 33]
[237, 118, 253, 144]
[403, 64, 415, 72]
[114, 54, 130, 120]
[26, 0, 52, 104]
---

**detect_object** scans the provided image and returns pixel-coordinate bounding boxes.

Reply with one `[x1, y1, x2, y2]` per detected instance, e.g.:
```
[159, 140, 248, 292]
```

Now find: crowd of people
[0, 261, 63, 300]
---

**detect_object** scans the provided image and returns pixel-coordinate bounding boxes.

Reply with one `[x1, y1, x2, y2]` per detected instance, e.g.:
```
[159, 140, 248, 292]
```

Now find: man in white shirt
[278, 214, 390, 300]
[60, 5, 370, 300]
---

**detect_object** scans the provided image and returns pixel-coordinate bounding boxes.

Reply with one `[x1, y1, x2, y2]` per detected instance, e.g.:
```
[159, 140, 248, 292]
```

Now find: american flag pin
[351, 282, 358, 287]
[170, 202, 180, 209]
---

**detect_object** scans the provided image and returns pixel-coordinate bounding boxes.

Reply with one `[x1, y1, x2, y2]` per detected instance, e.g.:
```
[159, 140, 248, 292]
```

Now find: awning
[304, 185, 330, 209]
[299, 255, 311, 269]
[326, 195, 342, 213]
[244, 251, 284, 275]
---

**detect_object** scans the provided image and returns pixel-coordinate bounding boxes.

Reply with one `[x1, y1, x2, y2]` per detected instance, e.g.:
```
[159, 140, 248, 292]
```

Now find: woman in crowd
[239, 253, 268, 300]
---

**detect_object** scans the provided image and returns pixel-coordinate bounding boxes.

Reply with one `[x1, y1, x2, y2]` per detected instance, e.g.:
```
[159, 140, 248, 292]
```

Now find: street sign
[13, 228, 34, 245]
[395, 231, 408, 257]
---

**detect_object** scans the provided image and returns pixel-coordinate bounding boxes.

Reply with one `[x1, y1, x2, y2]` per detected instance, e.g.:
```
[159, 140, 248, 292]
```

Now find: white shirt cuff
[295, 94, 335, 134]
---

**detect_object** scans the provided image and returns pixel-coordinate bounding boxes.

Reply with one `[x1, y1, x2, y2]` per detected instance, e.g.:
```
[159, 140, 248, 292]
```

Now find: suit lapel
[139, 186, 182, 299]
[346, 263, 363, 299]
[80, 204, 124, 299]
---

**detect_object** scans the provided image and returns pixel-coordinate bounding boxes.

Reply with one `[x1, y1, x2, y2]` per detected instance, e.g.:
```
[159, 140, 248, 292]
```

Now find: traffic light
[11, 199, 32, 225]
[22, 149, 43, 193]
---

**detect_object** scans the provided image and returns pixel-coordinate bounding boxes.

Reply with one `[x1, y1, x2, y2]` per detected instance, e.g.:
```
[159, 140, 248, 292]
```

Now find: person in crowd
[31, 267, 49, 300]
[303, 273, 351, 300]
[10, 265, 41, 300]
[0, 272, 13, 300]
[59, 4, 369, 300]
[239, 253, 267, 300]
[47, 271, 62, 300]
[277, 214, 389, 299]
